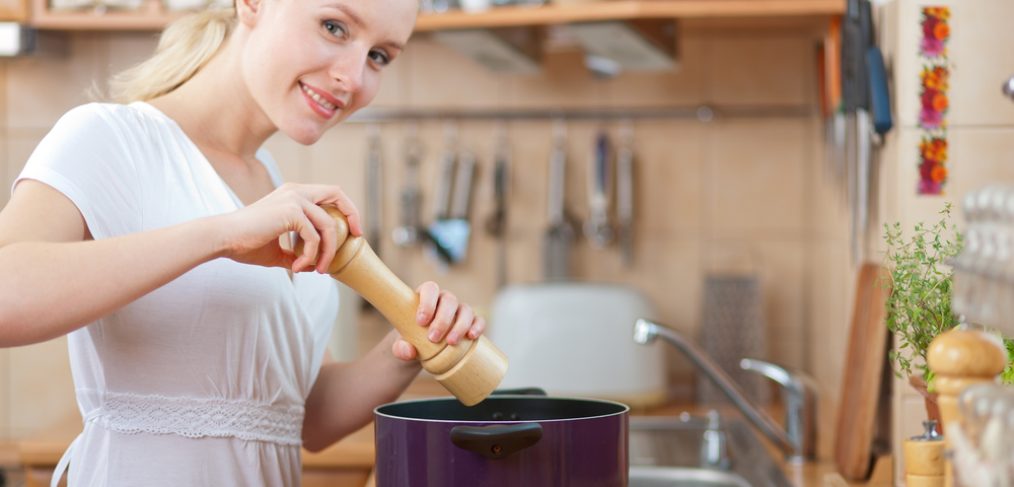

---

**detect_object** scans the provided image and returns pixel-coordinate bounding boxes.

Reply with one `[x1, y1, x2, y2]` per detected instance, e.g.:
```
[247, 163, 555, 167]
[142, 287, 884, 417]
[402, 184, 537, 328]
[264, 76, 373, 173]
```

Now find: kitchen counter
[1, 376, 892, 487]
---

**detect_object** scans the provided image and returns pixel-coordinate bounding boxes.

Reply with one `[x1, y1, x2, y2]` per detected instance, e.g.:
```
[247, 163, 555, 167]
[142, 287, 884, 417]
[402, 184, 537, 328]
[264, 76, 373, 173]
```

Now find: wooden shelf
[28, 0, 844, 31]
[30, 0, 180, 30]
[415, 0, 845, 32]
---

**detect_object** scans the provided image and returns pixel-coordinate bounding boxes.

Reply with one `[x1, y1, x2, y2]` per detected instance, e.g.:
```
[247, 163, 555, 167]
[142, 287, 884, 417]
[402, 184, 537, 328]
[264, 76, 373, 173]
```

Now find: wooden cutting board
[834, 263, 892, 480]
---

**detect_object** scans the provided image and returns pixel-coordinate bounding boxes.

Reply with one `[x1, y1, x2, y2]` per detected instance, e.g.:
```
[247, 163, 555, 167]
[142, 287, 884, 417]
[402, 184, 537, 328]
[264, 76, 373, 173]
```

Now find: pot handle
[450, 423, 543, 459]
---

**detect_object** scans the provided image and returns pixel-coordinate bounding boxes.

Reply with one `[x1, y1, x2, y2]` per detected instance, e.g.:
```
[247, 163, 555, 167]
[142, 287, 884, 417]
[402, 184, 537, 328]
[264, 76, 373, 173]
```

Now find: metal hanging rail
[347, 104, 814, 123]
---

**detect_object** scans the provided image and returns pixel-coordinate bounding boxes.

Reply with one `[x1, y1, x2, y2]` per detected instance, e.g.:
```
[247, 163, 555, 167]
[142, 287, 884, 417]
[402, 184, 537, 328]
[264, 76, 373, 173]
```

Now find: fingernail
[417, 312, 427, 323]
[446, 334, 457, 345]
[428, 329, 439, 342]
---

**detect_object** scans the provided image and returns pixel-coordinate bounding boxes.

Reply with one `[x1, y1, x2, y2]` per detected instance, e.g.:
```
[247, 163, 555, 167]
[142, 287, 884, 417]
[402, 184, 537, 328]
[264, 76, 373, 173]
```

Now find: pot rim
[374, 395, 630, 424]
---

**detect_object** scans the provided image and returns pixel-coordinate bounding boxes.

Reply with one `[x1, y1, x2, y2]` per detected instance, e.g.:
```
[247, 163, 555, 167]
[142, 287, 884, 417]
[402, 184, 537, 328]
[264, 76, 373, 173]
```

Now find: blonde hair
[107, 7, 237, 103]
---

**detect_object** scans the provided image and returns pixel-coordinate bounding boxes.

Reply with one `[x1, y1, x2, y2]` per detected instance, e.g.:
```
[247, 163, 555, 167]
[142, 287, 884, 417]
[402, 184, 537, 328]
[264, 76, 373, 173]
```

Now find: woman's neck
[147, 36, 275, 162]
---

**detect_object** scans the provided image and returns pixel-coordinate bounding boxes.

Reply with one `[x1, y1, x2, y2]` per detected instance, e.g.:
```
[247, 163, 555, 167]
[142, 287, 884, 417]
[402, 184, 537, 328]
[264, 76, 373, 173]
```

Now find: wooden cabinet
[0, 0, 28, 22]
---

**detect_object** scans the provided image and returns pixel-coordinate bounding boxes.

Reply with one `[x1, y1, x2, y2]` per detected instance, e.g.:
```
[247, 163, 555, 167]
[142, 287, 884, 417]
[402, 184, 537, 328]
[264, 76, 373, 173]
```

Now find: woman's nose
[329, 53, 367, 95]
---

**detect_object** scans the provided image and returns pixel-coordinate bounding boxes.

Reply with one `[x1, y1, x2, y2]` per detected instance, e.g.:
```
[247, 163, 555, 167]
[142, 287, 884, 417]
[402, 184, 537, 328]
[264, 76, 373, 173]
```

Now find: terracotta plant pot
[908, 375, 943, 434]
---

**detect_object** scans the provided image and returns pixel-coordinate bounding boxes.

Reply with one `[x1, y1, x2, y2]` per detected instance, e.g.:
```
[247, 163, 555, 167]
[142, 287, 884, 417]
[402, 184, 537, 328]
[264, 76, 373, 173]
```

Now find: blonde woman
[0, 0, 486, 485]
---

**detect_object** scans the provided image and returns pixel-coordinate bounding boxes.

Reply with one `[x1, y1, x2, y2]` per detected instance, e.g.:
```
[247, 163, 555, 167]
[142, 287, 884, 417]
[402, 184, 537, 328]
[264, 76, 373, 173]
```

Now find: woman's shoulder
[48, 102, 180, 151]
[58, 101, 163, 129]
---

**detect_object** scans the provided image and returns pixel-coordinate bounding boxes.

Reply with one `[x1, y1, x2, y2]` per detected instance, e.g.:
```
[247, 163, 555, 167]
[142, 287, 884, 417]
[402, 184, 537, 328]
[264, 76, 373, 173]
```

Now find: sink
[629, 466, 751, 487]
[628, 415, 791, 487]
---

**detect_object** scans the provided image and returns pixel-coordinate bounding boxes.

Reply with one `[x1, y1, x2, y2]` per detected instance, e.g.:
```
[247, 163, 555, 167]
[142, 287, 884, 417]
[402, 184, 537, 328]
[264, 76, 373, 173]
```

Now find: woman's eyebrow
[326, 3, 365, 28]
[324, 2, 406, 51]
[381, 40, 405, 52]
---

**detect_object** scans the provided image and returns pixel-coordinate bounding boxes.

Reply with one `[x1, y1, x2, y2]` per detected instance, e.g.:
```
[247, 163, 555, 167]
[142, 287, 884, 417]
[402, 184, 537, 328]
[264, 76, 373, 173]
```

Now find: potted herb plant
[882, 204, 1014, 425]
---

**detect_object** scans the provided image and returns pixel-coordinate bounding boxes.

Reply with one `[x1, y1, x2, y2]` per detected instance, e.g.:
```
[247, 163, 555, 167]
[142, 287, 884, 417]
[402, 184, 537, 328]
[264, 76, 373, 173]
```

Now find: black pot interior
[376, 396, 628, 422]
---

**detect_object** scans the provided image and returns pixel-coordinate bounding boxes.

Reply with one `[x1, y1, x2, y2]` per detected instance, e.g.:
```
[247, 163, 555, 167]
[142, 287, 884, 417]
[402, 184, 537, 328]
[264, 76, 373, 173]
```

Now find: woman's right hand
[217, 183, 362, 273]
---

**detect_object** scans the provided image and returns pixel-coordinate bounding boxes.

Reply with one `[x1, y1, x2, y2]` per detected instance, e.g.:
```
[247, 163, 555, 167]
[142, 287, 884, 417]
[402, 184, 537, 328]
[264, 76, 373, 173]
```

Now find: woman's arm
[0, 180, 361, 347]
[301, 330, 421, 452]
[0, 181, 228, 346]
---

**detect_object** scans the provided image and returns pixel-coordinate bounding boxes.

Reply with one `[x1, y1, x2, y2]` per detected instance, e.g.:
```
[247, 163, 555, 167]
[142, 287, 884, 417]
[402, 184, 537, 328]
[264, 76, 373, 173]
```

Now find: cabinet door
[892, 0, 1014, 128]
[0, 0, 27, 21]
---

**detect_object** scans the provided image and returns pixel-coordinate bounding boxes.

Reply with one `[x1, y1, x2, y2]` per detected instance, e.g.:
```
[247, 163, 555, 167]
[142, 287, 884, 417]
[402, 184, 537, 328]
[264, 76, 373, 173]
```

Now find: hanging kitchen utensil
[486, 123, 511, 288]
[443, 149, 477, 263]
[864, 42, 892, 259]
[425, 125, 459, 265]
[867, 46, 893, 138]
[842, 0, 873, 264]
[585, 130, 613, 249]
[365, 125, 384, 257]
[616, 121, 635, 267]
[392, 127, 423, 248]
[543, 120, 574, 281]
[824, 17, 846, 198]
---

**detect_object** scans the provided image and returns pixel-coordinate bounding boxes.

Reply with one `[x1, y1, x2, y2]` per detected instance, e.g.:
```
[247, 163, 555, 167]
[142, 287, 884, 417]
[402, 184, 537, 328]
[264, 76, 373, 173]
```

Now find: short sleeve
[13, 104, 141, 239]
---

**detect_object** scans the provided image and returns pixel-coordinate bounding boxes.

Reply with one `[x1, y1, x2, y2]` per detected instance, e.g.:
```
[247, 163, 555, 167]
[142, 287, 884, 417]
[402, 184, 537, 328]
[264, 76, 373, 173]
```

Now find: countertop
[1, 376, 893, 487]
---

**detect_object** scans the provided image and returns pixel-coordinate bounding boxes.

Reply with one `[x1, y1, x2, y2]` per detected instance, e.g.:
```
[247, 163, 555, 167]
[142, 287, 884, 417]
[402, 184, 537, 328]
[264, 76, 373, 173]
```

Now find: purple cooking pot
[374, 389, 629, 487]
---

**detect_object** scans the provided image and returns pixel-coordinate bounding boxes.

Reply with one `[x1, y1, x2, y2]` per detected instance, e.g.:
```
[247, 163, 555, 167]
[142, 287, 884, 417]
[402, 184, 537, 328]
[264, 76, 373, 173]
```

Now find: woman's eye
[369, 49, 392, 67]
[323, 20, 348, 38]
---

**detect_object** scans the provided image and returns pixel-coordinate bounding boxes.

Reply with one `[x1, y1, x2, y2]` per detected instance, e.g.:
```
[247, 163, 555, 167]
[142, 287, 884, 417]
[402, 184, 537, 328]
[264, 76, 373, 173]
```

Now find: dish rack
[944, 185, 1014, 486]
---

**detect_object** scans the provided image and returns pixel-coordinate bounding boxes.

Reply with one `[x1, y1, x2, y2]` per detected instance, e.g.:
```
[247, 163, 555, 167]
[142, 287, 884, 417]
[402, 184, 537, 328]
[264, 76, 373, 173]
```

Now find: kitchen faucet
[633, 318, 817, 463]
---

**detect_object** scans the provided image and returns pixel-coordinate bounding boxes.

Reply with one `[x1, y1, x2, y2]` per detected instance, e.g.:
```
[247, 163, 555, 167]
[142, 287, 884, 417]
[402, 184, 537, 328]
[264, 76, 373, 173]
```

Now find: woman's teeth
[301, 84, 337, 111]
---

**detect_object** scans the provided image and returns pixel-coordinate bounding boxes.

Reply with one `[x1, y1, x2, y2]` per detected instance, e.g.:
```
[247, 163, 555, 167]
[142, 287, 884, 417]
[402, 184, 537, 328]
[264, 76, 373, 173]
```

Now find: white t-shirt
[13, 102, 339, 486]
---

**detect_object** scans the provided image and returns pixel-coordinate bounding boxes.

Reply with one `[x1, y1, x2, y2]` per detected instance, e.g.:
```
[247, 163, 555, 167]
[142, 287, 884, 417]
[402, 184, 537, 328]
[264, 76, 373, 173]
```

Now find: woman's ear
[236, 0, 261, 27]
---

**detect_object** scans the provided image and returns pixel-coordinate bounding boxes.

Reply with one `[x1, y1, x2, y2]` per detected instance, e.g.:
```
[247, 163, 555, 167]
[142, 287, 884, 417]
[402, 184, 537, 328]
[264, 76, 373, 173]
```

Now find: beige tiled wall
[0, 25, 853, 458]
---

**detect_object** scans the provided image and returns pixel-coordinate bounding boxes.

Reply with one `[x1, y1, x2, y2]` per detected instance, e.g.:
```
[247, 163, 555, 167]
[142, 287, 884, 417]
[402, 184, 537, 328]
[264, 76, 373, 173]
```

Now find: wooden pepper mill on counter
[300, 206, 508, 406]
[903, 420, 944, 487]
[926, 326, 1007, 487]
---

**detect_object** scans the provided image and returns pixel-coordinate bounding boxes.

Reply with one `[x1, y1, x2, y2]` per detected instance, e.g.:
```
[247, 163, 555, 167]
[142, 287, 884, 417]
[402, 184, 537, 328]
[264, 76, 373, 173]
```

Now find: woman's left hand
[391, 281, 486, 361]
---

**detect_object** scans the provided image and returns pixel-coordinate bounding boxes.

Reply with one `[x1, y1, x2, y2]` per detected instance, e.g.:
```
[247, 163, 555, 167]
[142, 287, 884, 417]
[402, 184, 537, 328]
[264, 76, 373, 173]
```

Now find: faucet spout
[632, 318, 812, 462]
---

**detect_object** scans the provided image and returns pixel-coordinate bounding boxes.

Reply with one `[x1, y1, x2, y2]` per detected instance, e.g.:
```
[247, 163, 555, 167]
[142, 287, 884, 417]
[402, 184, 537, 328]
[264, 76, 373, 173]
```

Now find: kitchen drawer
[892, 0, 1014, 128]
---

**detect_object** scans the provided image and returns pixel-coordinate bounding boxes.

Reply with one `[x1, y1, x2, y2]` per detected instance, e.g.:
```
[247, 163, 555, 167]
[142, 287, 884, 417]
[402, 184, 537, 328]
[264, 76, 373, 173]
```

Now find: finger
[291, 210, 320, 273]
[446, 304, 474, 346]
[467, 316, 486, 340]
[302, 184, 364, 237]
[392, 339, 418, 361]
[428, 291, 459, 343]
[415, 281, 440, 326]
[301, 201, 338, 273]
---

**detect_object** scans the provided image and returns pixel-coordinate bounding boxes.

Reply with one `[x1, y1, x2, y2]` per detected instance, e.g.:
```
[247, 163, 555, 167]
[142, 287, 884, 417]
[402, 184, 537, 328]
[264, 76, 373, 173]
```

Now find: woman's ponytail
[107, 7, 236, 103]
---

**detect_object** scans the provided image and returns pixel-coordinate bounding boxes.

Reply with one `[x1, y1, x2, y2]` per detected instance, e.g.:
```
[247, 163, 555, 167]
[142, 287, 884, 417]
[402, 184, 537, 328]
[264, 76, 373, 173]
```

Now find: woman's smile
[299, 81, 343, 119]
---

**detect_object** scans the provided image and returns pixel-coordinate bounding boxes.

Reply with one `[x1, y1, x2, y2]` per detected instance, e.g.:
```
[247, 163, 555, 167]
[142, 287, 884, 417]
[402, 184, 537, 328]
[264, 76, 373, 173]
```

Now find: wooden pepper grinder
[926, 326, 1007, 487]
[302, 206, 508, 406]
[904, 420, 944, 487]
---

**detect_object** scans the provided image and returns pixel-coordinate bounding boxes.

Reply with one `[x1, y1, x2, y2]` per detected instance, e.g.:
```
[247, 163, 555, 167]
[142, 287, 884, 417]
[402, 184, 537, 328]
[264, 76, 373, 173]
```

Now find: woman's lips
[299, 82, 342, 119]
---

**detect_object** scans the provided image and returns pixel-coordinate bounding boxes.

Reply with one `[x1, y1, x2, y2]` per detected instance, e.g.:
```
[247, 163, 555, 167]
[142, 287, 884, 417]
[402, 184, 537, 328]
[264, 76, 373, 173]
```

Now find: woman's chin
[283, 126, 325, 146]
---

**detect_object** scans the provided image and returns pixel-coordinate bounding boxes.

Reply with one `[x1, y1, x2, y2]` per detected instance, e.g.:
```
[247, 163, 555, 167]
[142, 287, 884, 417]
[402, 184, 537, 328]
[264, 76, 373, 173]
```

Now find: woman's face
[239, 0, 416, 145]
